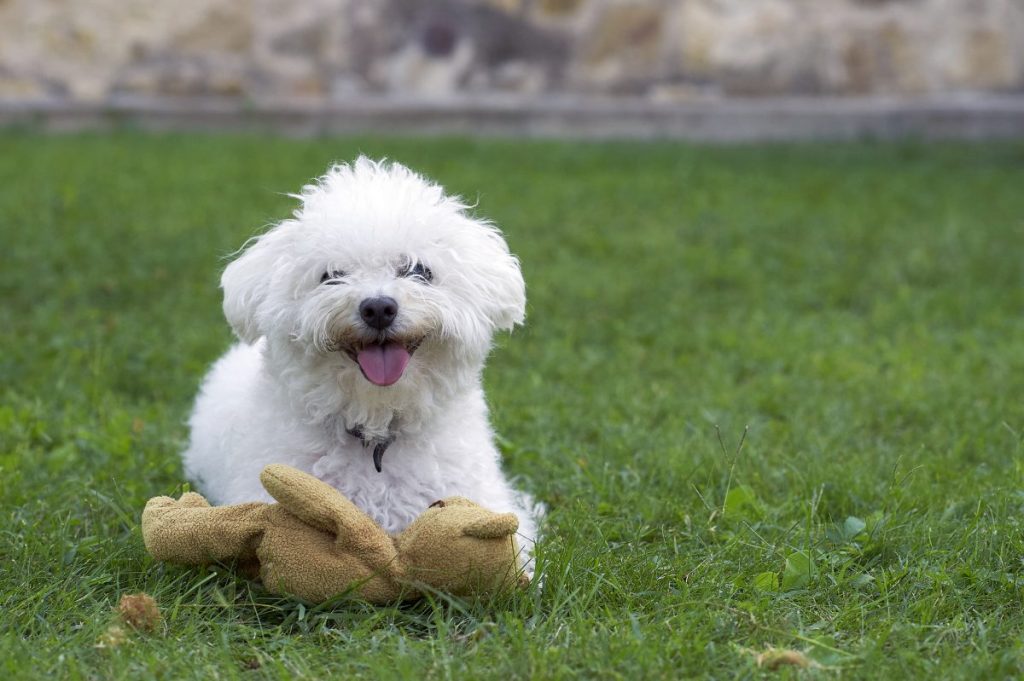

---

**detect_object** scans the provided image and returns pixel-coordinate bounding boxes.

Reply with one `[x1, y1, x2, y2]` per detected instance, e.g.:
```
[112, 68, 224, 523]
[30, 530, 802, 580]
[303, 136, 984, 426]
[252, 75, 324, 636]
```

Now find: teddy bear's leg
[142, 496, 270, 566]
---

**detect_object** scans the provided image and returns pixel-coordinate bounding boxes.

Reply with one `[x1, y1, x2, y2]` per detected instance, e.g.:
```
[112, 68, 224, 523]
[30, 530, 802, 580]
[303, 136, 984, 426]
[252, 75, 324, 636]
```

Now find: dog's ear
[221, 222, 296, 343]
[485, 250, 526, 332]
[465, 222, 527, 332]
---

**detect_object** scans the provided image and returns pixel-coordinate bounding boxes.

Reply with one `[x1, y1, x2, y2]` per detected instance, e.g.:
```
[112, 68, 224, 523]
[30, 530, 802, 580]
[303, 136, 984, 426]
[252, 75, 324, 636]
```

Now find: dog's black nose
[359, 296, 398, 330]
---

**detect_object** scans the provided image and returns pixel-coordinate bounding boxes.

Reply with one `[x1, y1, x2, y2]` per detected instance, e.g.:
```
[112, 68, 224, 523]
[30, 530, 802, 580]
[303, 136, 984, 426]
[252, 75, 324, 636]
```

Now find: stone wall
[1, 0, 1022, 103]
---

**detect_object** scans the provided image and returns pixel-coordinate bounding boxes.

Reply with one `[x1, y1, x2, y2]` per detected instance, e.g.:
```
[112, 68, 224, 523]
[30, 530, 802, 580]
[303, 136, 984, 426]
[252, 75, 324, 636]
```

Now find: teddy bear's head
[395, 496, 525, 596]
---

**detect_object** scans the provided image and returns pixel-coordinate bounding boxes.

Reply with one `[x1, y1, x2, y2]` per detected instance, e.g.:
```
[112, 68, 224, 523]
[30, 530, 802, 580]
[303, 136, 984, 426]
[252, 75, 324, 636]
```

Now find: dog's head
[220, 158, 525, 405]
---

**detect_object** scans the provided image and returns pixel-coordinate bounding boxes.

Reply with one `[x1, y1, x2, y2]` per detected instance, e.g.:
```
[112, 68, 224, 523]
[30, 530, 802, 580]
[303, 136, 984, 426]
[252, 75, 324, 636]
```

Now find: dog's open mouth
[346, 339, 422, 386]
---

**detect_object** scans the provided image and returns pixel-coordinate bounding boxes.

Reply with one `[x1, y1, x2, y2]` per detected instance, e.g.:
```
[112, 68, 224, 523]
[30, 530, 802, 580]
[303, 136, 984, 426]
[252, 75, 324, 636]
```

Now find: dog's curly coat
[182, 158, 538, 565]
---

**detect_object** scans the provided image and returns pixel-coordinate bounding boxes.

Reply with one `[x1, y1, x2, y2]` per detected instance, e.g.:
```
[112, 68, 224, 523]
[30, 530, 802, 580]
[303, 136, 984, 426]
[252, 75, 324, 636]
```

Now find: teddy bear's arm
[259, 465, 399, 566]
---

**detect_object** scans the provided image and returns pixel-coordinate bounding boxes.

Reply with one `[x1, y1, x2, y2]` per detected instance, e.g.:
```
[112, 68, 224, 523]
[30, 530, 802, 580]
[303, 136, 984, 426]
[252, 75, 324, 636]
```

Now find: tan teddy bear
[142, 464, 526, 604]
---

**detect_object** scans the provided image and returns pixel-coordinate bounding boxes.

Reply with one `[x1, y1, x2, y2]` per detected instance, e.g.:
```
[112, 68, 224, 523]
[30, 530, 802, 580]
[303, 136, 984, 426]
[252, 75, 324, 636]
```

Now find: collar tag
[347, 425, 394, 473]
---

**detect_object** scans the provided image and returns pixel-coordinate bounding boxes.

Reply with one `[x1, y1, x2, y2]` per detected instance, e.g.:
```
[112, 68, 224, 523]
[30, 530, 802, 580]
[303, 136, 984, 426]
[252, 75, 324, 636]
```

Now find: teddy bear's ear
[462, 512, 519, 539]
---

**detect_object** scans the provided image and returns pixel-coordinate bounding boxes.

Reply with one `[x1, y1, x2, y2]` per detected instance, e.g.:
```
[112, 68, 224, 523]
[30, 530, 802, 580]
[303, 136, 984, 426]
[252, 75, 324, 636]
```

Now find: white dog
[182, 157, 538, 566]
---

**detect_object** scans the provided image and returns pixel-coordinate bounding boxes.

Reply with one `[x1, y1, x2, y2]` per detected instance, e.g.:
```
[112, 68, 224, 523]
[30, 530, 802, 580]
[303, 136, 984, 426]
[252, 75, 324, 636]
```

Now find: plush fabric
[142, 464, 526, 604]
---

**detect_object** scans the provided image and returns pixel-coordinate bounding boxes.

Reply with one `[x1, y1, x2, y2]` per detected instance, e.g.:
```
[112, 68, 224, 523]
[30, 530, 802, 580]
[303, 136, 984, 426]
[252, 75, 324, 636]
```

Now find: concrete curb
[2, 95, 1023, 140]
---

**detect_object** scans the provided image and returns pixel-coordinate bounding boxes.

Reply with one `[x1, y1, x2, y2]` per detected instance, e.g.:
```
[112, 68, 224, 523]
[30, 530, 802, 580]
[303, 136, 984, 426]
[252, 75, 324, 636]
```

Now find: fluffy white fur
[182, 157, 538, 567]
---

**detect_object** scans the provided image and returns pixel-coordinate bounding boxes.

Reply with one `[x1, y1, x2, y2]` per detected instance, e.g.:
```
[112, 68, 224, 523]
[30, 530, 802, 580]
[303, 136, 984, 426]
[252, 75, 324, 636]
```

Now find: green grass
[2, 132, 1024, 679]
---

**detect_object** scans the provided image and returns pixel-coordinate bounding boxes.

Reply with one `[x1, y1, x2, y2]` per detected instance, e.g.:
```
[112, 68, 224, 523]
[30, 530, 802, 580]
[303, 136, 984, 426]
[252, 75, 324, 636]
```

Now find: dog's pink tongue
[356, 343, 411, 386]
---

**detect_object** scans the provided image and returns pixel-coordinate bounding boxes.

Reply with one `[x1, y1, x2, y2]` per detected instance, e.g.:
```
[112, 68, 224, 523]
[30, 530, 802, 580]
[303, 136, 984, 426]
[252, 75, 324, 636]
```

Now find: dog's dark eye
[320, 270, 346, 285]
[401, 261, 433, 283]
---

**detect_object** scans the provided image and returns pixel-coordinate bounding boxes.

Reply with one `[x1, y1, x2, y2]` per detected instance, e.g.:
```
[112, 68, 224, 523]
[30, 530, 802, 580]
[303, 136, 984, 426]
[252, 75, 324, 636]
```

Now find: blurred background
[1, 0, 1023, 137]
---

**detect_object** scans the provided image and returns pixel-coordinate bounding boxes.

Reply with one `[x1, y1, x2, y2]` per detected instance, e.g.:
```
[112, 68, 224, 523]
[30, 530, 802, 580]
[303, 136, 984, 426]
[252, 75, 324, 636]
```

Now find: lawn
[1, 132, 1023, 679]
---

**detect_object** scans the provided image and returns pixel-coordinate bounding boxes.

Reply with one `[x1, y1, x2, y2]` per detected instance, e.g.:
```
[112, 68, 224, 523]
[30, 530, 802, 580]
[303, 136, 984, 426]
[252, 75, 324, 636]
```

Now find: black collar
[346, 425, 395, 473]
